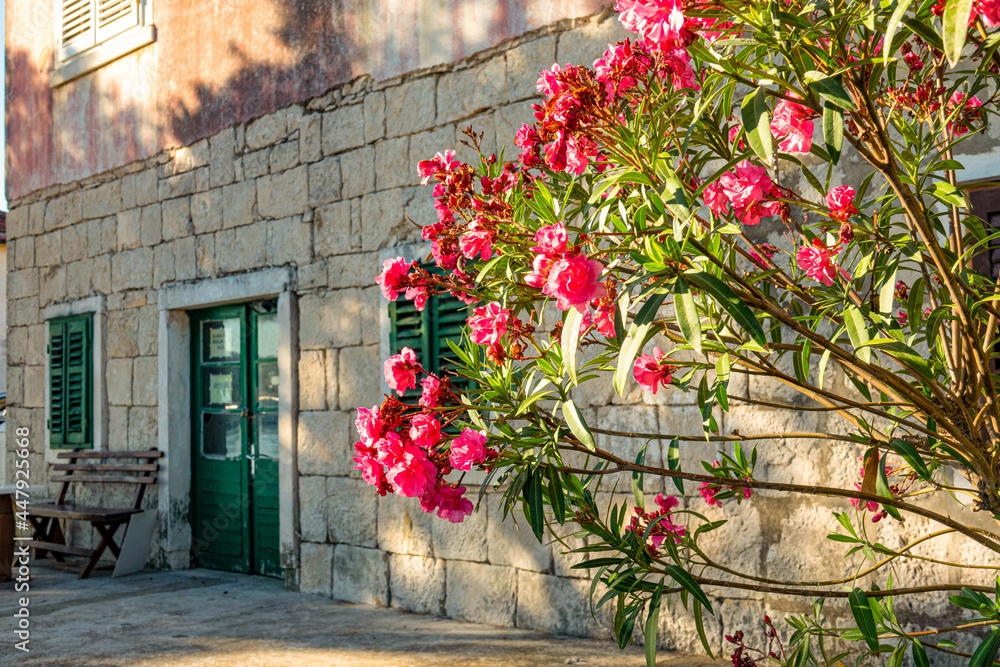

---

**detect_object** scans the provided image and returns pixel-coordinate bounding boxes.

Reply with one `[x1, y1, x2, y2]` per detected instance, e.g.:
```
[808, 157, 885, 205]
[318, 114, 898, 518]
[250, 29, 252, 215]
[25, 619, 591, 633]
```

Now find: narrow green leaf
[667, 437, 683, 494]
[674, 278, 702, 355]
[884, 0, 917, 65]
[685, 271, 767, 349]
[614, 290, 668, 395]
[546, 465, 566, 524]
[879, 262, 899, 317]
[970, 629, 1000, 667]
[645, 580, 664, 667]
[693, 602, 716, 660]
[664, 564, 712, 613]
[633, 441, 649, 510]
[943, 0, 975, 66]
[823, 103, 843, 165]
[806, 71, 855, 110]
[848, 588, 880, 652]
[524, 470, 545, 542]
[563, 399, 596, 450]
[843, 304, 872, 363]
[715, 354, 731, 383]
[876, 451, 903, 521]
[563, 307, 584, 385]
[888, 438, 931, 481]
[740, 86, 773, 165]
[931, 180, 967, 208]
[912, 639, 930, 667]
[661, 167, 692, 224]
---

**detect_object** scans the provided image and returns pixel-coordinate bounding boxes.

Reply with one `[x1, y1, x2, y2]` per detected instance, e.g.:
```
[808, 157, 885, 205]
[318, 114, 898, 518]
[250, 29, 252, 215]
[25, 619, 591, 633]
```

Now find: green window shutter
[49, 314, 93, 449]
[429, 294, 470, 389]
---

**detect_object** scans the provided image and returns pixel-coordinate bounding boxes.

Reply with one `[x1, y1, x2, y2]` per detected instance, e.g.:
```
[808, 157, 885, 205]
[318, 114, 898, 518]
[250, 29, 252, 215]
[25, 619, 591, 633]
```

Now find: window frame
[47, 313, 94, 449]
[50, 0, 156, 88]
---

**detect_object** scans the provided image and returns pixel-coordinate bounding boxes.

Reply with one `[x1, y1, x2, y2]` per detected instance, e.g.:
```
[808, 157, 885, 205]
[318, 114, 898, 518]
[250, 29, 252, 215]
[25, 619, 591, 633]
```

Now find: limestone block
[39, 265, 66, 307]
[327, 477, 378, 547]
[137, 305, 159, 356]
[196, 235, 216, 278]
[315, 201, 355, 257]
[6, 206, 28, 239]
[221, 180, 256, 229]
[389, 554, 445, 614]
[174, 236, 198, 281]
[408, 125, 457, 174]
[82, 181, 122, 219]
[299, 290, 362, 349]
[224, 221, 268, 273]
[486, 496, 552, 572]
[140, 204, 162, 246]
[297, 410, 353, 477]
[65, 261, 92, 298]
[375, 137, 412, 191]
[340, 147, 376, 199]
[308, 157, 342, 207]
[10, 298, 39, 327]
[445, 561, 516, 626]
[322, 104, 366, 155]
[135, 168, 158, 207]
[299, 114, 323, 164]
[9, 269, 39, 300]
[5, 367, 21, 407]
[556, 16, 630, 66]
[266, 216, 312, 266]
[332, 545, 389, 606]
[453, 115, 497, 167]
[132, 357, 158, 407]
[246, 113, 288, 151]
[83, 218, 104, 258]
[377, 492, 434, 556]
[328, 252, 378, 290]
[326, 350, 340, 410]
[338, 345, 381, 409]
[433, 500, 487, 562]
[385, 78, 436, 137]
[210, 127, 237, 187]
[516, 571, 605, 637]
[161, 197, 192, 241]
[726, 405, 822, 486]
[117, 209, 142, 251]
[61, 224, 87, 263]
[22, 366, 45, 408]
[257, 166, 309, 219]
[174, 140, 210, 173]
[158, 170, 199, 200]
[299, 475, 328, 543]
[298, 261, 328, 290]
[106, 358, 132, 406]
[361, 188, 420, 251]
[764, 502, 852, 583]
[91, 254, 112, 293]
[552, 531, 590, 578]
[120, 173, 137, 210]
[505, 36, 557, 101]
[13, 236, 35, 269]
[269, 141, 300, 173]
[28, 202, 46, 235]
[7, 327, 26, 366]
[359, 286, 381, 346]
[107, 307, 140, 358]
[299, 542, 334, 596]
[299, 350, 328, 412]
[35, 232, 61, 267]
[595, 405, 664, 493]
[109, 406, 129, 447]
[658, 593, 723, 654]
[153, 244, 176, 288]
[363, 91, 386, 143]
[437, 57, 507, 123]
[44, 192, 82, 231]
[243, 148, 271, 179]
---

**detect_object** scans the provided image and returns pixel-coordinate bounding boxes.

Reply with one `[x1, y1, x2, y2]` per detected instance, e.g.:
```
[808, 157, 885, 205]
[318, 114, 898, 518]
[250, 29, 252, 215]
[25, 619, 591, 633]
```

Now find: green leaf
[645, 580, 664, 667]
[524, 470, 545, 542]
[943, 0, 975, 66]
[563, 399, 596, 451]
[865, 339, 935, 381]
[693, 602, 716, 660]
[664, 564, 712, 614]
[912, 639, 930, 667]
[848, 588, 880, 652]
[661, 167, 693, 224]
[884, 0, 917, 65]
[888, 438, 931, 481]
[970, 629, 1000, 667]
[823, 103, 843, 165]
[931, 181, 967, 208]
[805, 71, 855, 111]
[667, 437, 683, 494]
[633, 441, 649, 510]
[614, 290, 630, 341]
[546, 465, 566, 524]
[876, 451, 903, 521]
[614, 290, 668, 395]
[715, 354, 731, 383]
[844, 304, 872, 363]
[563, 307, 584, 385]
[879, 262, 899, 317]
[685, 271, 767, 349]
[740, 86, 773, 165]
[674, 278, 702, 355]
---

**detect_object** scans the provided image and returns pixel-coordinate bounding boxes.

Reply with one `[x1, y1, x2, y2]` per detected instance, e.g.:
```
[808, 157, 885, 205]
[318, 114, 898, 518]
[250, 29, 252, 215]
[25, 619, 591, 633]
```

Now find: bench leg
[80, 522, 123, 579]
[28, 516, 67, 562]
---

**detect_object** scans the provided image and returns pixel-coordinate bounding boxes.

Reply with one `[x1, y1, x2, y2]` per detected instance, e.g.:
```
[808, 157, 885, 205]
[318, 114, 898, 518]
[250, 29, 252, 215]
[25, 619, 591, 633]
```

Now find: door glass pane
[202, 319, 241, 363]
[202, 413, 241, 458]
[257, 413, 279, 459]
[203, 367, 242, 409]
[256, 362, 279, 409]
[257, 313, 278, 359]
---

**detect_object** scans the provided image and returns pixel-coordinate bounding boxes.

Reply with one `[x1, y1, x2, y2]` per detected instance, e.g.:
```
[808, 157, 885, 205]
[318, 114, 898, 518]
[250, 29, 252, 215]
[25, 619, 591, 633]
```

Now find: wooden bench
[27, 449, 162, 578]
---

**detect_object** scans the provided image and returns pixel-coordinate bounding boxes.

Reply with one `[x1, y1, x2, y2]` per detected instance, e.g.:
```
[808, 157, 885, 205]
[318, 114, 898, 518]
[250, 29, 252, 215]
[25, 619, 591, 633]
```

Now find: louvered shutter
[429, 294, 471, 390]
[389, 299, 429, 403]
[48, 315, 93, 449]
[96, 0, 139, 43]
[59, 0, 96, 60]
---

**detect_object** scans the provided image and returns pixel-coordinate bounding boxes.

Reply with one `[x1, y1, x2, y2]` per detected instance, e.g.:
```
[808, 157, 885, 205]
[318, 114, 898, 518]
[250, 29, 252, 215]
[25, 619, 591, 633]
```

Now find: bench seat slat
[50, 474, 155, 484]
[28, 503, 139, 522]
[27, 540, 94, 557]
[56, 450, 163, 459]
[53, 463, 158, 472]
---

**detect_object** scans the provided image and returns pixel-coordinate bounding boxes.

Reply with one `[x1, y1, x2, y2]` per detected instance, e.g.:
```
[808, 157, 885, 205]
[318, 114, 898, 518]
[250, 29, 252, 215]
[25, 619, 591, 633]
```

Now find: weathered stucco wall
[7, 7, 1000, 663]
[5, 0, 605, 201]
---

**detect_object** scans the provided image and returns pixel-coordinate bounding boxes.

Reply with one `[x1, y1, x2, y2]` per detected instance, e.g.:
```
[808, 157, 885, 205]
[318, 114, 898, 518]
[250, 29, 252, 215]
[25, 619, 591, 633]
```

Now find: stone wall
[7, 8, 1000, 661]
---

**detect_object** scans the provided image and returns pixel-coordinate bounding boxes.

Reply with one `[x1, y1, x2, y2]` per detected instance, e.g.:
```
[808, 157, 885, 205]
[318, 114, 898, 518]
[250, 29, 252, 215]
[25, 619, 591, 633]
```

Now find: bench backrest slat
[55, 449, 161, 510]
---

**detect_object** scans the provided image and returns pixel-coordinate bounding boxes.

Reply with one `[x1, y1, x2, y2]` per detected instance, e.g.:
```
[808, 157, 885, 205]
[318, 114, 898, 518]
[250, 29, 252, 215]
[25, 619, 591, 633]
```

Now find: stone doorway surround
[156, 267, 299, 588]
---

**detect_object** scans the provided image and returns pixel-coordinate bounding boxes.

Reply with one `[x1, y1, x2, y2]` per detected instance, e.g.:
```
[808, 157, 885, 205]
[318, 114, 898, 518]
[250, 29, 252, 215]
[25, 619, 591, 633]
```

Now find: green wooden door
[191, 302, 281, 577]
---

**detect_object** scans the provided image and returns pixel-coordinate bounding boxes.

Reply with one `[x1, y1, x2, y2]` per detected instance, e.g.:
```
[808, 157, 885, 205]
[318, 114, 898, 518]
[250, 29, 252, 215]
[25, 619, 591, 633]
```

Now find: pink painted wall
[6, 0, 606, 201]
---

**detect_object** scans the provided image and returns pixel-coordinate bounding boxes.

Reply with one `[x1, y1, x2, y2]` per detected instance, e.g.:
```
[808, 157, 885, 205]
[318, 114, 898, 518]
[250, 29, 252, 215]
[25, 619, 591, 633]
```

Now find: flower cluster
[626, 493, 687, 556]
[770, 97, 816, 154]
[705, 160, 784, 226]
[525, 223, 608, 313]
[633, 347, 678, 394]
[699, 461, 753, 507]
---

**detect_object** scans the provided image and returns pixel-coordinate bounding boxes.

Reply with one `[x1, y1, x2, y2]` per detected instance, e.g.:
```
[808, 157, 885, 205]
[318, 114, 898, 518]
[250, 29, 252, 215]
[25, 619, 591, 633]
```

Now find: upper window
[48, 314, 94, 449]
[970, 186, 1000, 279]
[52, 0, 155, 87]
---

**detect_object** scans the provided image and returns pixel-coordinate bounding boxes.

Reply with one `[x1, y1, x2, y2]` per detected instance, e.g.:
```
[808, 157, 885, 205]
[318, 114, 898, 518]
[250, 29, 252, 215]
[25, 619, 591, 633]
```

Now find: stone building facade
[7, 0, 1000, 659]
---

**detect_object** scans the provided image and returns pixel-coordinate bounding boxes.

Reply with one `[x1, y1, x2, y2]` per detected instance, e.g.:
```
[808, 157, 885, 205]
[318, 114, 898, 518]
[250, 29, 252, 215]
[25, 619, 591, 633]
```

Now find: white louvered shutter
[59, 0, 96, 61]
[96, 0, 139, 42]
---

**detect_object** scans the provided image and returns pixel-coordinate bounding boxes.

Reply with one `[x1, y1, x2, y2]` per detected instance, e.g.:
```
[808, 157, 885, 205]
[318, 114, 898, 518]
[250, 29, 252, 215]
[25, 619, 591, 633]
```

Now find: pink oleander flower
[384, 347, 422, 396]
[376, 257, 413, 301]
[797, 239, 846, 287]
[532, 223, 568, 255]
[728, 125, 745, 151]
[459, 221, 494, 261]
[699, 482, 720, 507]
[469, 302, 511, 346]
[616, 0, 688, 52]
[352, 443, 382, 486]
[825, 186, 857, 222]
[434, 198, 455, 224]
[355, 406, 383, 445]
[374, 432, 406, 468]
[702, 181, 728, 216]
[449, 428, 488, 471]
[662, 47, 699, 91]
[947, 92, 984, 136]
[525, 254, 554, 289]
[409, 413, 443, 450]
[593, 302, 617, 338]
[387, 446, 439, 498]
[546, 255, 607, 312]
[982, 0, 1000, 27]
[633, 347, 677, 394]
[417, 150, 460, 186]
[422, 484, 475, 523]
[545, 130, 591, 175]
[770, 98, 814, 154]
[404, 284, 429, 312]
[536, 63, 572, 97]
[419, 374, 442, 409]
[720, 160, 779, 225]
[895, 309, 908, 326]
